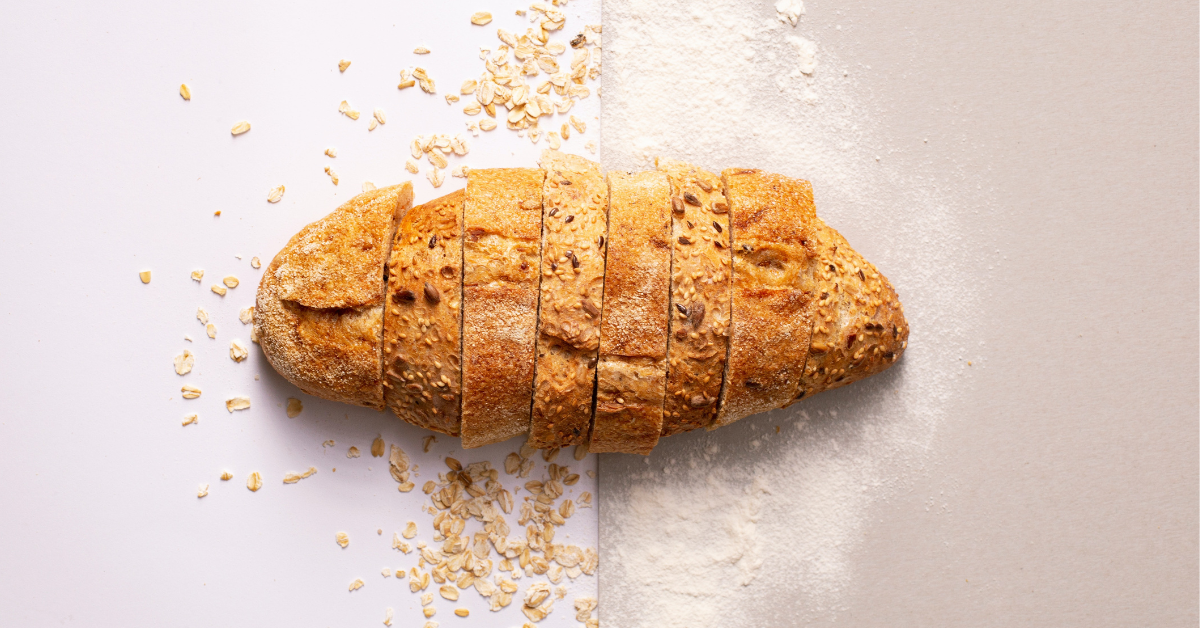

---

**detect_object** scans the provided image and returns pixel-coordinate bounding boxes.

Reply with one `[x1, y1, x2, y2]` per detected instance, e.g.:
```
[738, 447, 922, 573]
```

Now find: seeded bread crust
[254, 183, 413, 409]
[461, 168, 546, 448]
[383, 190, 465, 435]
[794, 218, 909, 401]
[529, 151, 609, 449]
[714, 170, 818, 427]
[590, 171, 672, 454]
[655, 158, 732, 436]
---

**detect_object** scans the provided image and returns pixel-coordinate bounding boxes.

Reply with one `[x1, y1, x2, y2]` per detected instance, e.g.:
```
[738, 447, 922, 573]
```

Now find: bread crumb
[251, 257, 261, 269]
[324, 147, 337, 158]
[190, 269, 204, 281]
[338, 59, 351, 72]
[383, 607, 393, 626]
[374, 108, 387, 125]
[323, 439, 335, 447]
[196, 308, 208, 325]
[197, 483, 208, 497]
[139, 271, 151, 284]
[338, 100, 361, 120]
[286, 397, 303, 418]
[414, 46, 431, 54]
[182, 414, 198, 426]
[347, 446, 361, 458]
[349, 578, 364, 592]
[325, 166, 339, 185]
[362, 181, 377, 192]
[238, 307, 254, 324]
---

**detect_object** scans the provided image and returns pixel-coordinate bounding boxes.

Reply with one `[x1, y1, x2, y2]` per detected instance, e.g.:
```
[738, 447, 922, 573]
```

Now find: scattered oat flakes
[225, 396, 251, 412]
[174, 349, 194, 375]
[206, 322, 217, 338]
[231, 121, 250, 136]
[179, 84, 191, 100]
[397, 79, 416, 90]
[402, 521, 418, 539]
[362, 181, 377, 192]
[422, 435, 437, 452]
[197, 483, 209, 497]
[374, 108, 386, 125]
[229, 339, 249, 362]
[454, 608, 469, 617]
[325, 166, 339, 185]
[182, 414, 198, 426]
[220, 471, 233, 481]
[324, 147, 337, 158]
[338, 59, 351, 72]
[283, 467, 317, 484]
[323, 439, 335, 447]
[423, 607, 436, 618]
[479, 118, 497, 131]
[371, 436, 385, 457]
[338, 100, 361, 120]
[251, 256, 261, 269]
[585, 140, 596, 154]
[569, 115, 586, 134]
[221, 276, 238, 289]
[190, 269, 204, 282]
[382, 607, 393, 626]
[405, 160, 420, 174]
[573, 443, 588, 460]
[336, 531, 350, 548]
[246, 471, 263, 492]
[426, 167, 444, 188]
[347, 446, 361, 458]
[238, 306, 254, 324]
[267, 185, 285, 203]
[211, 284, 227, 297]
[470, 11, 492, 25]
[368, 118, 378, 131]
[413, 46, 431, 54]
[181, 385, 202, 399]
[139, 270, 151, 284]
[439, 585, 459, 601]
[349, 578, 364, 592]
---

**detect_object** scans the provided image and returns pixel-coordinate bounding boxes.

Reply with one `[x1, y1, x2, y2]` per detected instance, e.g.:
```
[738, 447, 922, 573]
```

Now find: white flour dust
[599, 0, 985, 626]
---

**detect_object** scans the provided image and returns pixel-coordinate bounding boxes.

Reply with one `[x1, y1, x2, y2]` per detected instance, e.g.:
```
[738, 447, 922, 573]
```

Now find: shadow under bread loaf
[254, 152, 909, 454]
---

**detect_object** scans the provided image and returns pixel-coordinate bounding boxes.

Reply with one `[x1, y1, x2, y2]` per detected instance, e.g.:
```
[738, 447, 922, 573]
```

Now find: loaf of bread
[254, 153, 909, 454]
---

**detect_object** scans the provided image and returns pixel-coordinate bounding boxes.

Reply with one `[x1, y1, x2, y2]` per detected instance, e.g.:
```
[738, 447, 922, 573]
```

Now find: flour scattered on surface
[775, 0, 805, 26]
[601, 0, 986, 626]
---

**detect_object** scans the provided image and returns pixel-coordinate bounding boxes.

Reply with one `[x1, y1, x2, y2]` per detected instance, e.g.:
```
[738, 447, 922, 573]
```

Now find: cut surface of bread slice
[255, 183, 413, 409]
[383, 190, 464, 435]
[655, 158, 732, 436]
[460, 168, 545, 448]
[529, 151, 609, 449]
[794, 218, 909, 401]
[714, 169, 818, 427]
[590, 171, 673, 454]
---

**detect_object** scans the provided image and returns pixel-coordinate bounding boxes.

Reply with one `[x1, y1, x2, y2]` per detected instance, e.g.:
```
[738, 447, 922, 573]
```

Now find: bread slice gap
[383, 190, 465, 435]
[460, 169, 546, 448]
[713, 169, 819, 427]
[793, 218, 909, 401]
[589, 171, 673, 454]
[254, 183, 413, 410]
[655, 158, 733, 436]
[529, 151, 610, 449]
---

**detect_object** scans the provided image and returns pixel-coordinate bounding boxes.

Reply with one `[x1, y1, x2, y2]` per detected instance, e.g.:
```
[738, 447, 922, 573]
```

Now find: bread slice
[655, 158, 732, 436]
[590, 171, 673, 454]
[383, 190, 465, 435]
[713, 169, 818, 427]
[794, 218, 909, 401]
[255, 183, 413, 409]
[529, 151, 609, 449]
[460, 168, 546, 448]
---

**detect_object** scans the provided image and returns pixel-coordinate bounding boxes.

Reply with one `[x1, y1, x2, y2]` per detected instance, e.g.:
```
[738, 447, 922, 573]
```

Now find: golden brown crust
[254, 184, 413, 409]
[590, 171, 672, 454]
[272, 184, 412, 309]
[714, 169, 818, 427]
[460, 168, 545, 448]
[794, 218, 909, 400]
[529, 151, 608, 449]
[655, 158, 732, 436]
[383, 190, 464, 435]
